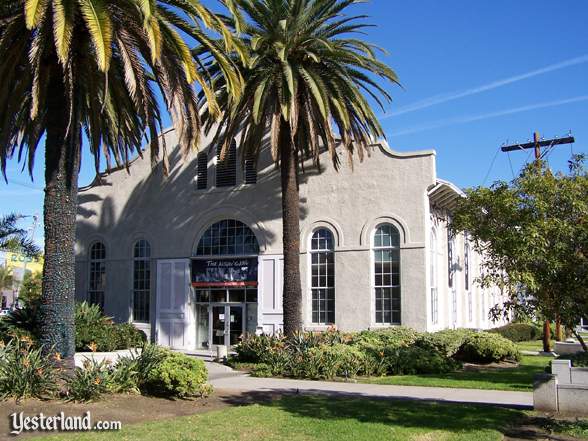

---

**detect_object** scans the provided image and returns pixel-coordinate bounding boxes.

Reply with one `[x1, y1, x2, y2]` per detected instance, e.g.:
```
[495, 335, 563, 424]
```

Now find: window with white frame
[430, 229, 438, 324]
[447, 232, 454, 288]
[373, 224, 401, 324]
[465, 240, 472, 322]
[88, 242, 106, 310]
[464, 240, 470, 291]
[310, 228, 335, 324]
[133, 239, 151, 322]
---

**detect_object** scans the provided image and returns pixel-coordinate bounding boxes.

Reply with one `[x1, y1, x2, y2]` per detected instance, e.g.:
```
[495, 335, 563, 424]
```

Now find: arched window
[430, 229, 438, 324]
[133, 240, 151, 322]
[196, 219, 259, 256]
[88, 242, 106, 310]
[310, 228, 335, 324]
[373, 224, 400, 324]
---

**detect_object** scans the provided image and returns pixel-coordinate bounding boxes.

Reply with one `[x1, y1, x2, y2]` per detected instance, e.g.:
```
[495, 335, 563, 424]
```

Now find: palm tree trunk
[280, 122, 302, 336]
[39, 71, 80, 363]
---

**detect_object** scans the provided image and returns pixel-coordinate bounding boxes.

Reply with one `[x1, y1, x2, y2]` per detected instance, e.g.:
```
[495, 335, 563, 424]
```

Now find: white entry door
[156, 259, 195, 350]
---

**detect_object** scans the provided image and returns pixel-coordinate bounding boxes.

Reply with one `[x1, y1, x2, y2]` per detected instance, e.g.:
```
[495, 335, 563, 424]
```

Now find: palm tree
[0, 0, 243, 359]
[199, 0, 399, 335]
[0, 214, 39, 256]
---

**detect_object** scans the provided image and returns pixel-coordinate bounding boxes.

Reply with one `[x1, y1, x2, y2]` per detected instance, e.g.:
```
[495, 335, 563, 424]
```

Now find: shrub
[109, 356, 139, 394]
[64, 359, 111, 402]
[142, 352, 209, 398]
[489, 323, 542, 342]
[75, 302, 116, 352]
[351, 327, 421, 349]
[134, 343, 168, 384]
[286, 331, 324, 355]
[234, 333, 285, 363]
[286, 344, 365, 380]
[360, 351, 388, 377]
[456, 332, 521, 363]
[556, 351, 588, 368]
[75, 302, 147, 352]
[259, 345, 292, 376]
[415, 329, 476, 358]
[325, 344, 365, 378]
[385, 346, 461, 375]
[114, 324, 147, 350]
[251, 363, 273, 377]
[0, 337, 59, 400]
[1, 301, 41, 344]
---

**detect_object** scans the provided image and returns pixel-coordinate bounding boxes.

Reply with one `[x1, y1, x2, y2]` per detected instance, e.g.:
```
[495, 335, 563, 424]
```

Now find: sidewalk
[73, 353, 533, 409]
[208, 364, 533, 409]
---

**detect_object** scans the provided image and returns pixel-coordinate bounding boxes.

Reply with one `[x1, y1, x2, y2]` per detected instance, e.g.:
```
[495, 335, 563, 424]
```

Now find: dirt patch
[0, 390, 256, 440]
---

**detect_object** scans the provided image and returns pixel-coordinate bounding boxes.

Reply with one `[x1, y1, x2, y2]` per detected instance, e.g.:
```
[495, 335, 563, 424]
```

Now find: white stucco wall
[75, 128, 506, 338]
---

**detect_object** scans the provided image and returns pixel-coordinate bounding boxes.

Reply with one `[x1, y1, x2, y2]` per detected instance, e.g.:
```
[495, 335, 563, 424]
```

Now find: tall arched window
[196, 219, 259, 256]
[448, 232, 457, 324]
[430, 229, 438, 324]
[373, 224, 401, 324]
[310, 228, 335, 324]
[465, 239, 472, 322]
[133, 239, 151, 322]
[88, 242, 106, 310]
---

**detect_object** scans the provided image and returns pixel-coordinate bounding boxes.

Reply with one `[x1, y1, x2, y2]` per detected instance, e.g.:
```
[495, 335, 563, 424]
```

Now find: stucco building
[75, 128, 508, 350]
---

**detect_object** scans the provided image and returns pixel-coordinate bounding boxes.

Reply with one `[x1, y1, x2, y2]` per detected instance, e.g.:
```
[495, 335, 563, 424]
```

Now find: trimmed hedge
[556, 351, 588, 368]
[142, 351, 209, 398]
[489, 323, 542, 342]
[233, 327, 521, 381]
[456, 332, 521, 363]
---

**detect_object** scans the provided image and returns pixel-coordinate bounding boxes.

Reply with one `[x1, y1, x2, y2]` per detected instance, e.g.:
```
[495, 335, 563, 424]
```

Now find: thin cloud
[382, 54, 588, 119]
[391, 95, 588, 136]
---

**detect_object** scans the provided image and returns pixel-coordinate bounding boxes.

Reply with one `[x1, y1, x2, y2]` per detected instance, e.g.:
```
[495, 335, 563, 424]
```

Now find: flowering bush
[0, 337, 60, 401]
[64, 358, 111, 402]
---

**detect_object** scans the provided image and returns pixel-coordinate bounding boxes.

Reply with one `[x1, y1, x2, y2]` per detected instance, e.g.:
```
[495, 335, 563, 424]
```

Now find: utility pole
[501, 131, 575, 353]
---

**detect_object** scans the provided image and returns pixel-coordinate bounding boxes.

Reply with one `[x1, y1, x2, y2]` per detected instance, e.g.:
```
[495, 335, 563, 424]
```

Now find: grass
[39, 395, 528, 441]
[362, 355, 551, 391]
[539, 418, 588, 439]
[517, 340, 544, 352]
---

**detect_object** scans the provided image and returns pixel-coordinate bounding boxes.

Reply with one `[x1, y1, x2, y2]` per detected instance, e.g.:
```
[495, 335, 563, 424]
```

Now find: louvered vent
[244, 157, 257, 184]
[216, 141, 237, 187]
[196, 152, 208, 190]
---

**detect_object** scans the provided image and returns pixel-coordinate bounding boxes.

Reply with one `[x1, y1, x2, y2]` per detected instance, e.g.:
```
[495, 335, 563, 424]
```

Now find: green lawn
[362, 355, 551, 391]
[517, 340, 544, 352]
[39, 395, 527, 441]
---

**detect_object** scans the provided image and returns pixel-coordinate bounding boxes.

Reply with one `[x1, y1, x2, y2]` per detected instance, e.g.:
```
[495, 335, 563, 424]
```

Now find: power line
[482, 147, 501, 186]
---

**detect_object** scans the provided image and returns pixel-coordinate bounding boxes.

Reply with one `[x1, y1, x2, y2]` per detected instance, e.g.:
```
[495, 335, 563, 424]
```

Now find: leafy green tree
[0, 0, 242, 359]
[0, 265, 14, 293]
[452, 155, 588, 351]
[0, 214, 39, 256]
[19, 271, 43, 306]
[199, 0, 399, 335]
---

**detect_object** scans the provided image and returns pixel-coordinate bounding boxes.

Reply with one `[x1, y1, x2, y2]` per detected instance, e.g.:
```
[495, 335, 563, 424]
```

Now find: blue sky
[1, 0, 587, 245]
